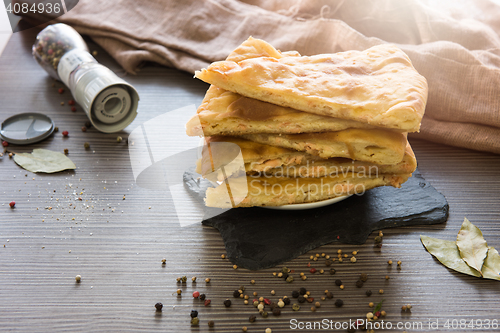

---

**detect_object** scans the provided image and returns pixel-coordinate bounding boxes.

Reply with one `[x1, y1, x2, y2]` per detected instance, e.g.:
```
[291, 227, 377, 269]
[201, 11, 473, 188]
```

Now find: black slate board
[184, 170, 448, 270]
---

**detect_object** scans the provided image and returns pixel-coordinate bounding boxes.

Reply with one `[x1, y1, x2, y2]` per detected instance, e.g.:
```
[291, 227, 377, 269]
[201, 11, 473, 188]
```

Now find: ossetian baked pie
[195, 38, 428, 132]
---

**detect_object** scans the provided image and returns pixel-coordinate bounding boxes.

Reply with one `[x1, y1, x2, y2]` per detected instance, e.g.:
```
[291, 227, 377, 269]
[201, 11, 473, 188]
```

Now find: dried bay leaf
[420, 235, 481, 278]
[456, 217, 488, 276]
[482, 247, 500, 281]
[13, 149, 76, 173]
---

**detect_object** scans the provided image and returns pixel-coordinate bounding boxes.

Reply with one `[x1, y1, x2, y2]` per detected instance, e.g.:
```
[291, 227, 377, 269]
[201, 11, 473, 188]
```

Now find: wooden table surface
[1, 25, 500, 333]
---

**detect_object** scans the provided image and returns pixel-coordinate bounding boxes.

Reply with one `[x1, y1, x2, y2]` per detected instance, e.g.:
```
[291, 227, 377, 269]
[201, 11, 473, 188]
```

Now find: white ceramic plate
[262, 195, 352, 210]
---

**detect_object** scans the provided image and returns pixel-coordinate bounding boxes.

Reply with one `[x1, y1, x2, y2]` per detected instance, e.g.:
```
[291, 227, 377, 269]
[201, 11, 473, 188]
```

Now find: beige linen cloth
[18, 0, 500, 154]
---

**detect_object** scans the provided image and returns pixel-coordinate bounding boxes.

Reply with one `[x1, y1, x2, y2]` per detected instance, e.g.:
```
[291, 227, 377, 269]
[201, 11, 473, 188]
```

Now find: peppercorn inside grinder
[33, 23, 139, 133]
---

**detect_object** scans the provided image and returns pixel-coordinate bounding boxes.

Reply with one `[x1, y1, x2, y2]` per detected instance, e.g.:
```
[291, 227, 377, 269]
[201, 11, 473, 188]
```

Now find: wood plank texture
[0, 24, 499, 333]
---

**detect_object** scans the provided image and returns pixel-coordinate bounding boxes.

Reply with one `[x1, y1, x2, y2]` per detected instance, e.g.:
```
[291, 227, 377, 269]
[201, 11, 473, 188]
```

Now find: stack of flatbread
[186, 38, 428, 208]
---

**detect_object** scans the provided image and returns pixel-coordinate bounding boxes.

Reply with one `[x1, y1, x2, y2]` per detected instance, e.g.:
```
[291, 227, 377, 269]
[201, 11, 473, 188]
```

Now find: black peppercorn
[224, 299, 231, 307]
[84, 121, 91, 128]
[282, 272, 289, 280]
[325, 260, 332, 266]
[208, 320, 214, 328]
[269, 302, 277, 310]
[335, 299, 344, 307]
[356, 280, 364, 288]
[272, 308, 281, 316]
[199, 294, 206, 300]
[326, 291, 334, 299]
[360, 273, 368, 282]
[329, 268, 336, 275]
[190, 310, 198, 318]
[283, 297, 291, 305]
[335, 279, 342, 286]
[292, 290, 299, 298]
[155, 302, 163, 312]
[365, 290, 372, 297]
[298, 295, 306, 303]
[299, 287, 307, 295]
[233, 290, 241, 298]
[249, 315, 256, 323]
[261, 311, 268, 318]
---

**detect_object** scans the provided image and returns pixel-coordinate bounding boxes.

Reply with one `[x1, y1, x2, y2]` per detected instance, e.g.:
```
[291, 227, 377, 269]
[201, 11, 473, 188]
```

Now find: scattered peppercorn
[193, 291, 200, 298]
[286, 276, 294, 283]
[191, 317, 199, 326]
[369, 302, 374, 307]
[292, 303, 300, 311]
[306, 297, 314, 303]
[199, 294, 206, 301]
[381, 310, 387, 317]
[75, 275, 81, 282]
[298, 295, 306, 303]
[310, 268, 317, 274]
[68, 99, 75, 105]
[155, 302, 163, 311]
[292, 290, 299, 298]
[9, 201, 15, 208]
[81, 126, 87, 132]
[205, 278, 211, 283]
[64, 148, 69, 154]
[58, 88, 65, 94]
[192, 276, 197, 282]
[335, 299, 344, 307]
[315, 301, 321, 308]
[350, 257, 357, 263]
[335, 279, 342, 286]
[299, 287, 307, 295]
[62, 130, 69, 137]
[242, 327, 247, 332]
[388, 260, 393, 265]
[84, 121, 91, 128]
[161, 258, 166, 264]
[1, 141, 8, 147]
[8, 153, 13, 158]
[379, 289, 384, 294]
[71, 106, 77, 112]
[265, 328, 272, 333]
[208, 320, 214, 328]
[310, 306, 316, 312]
[176, 289, 182, 295]
[325, 260, 332, 266]
[385, 275, 390, 280]
[360, 273, 368, 282]
[356, 280, 364, 288]
[374, 236, 382, 243]
[84, 142, 90, 149]
[272, 308, 281, 316]
[366, 290, 372, 297]
[326, 291, 333, 299]
[261, 311, 268, 318]
[233, 290, 241, 298]
[181, 276, 187, 283]
[54, 126, 59, 132]
[224, 299, 232, 307]
[204, 299, 211, 306]
[329, 268, 336, 275]
[249, 315, 256, 323]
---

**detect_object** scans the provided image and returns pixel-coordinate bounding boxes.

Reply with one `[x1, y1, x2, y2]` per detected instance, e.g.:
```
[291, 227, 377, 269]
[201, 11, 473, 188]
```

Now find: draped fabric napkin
[17, 0, 500, 154]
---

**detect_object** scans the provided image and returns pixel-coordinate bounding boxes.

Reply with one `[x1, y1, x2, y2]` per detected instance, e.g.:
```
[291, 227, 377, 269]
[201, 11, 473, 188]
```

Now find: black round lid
[0, 113, 55, 145]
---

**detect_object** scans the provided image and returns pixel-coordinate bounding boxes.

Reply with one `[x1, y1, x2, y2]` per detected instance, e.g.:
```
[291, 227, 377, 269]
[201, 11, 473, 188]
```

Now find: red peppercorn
[264, 298, 271, 305]
[306, 262, 311, 268]
[375, 311, 381, 317]
[2, 140, 8, 147]
[58, 88, 65, 94]
[62, 131, 69, 137]
[310, 268, 317, 274]
[9, 201, 15, 208]
[192, 291, 200, 298]
[204, 299, 211, 306]
[47, 49, 54, 55]
[68, 100, 75, 105]
[71, 107, 77, 112]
